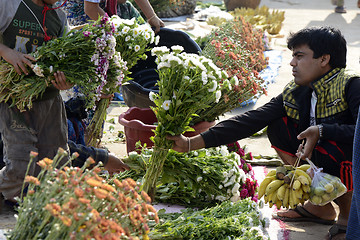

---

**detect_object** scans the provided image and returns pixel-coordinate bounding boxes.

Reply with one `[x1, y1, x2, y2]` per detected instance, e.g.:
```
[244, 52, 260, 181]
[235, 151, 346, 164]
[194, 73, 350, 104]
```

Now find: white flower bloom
[125, 36, 131, 42]
[215, 90, 221, 103]
[122, 26, 130, 34]
[122, 18, 135, 26]
[201, 71, 208, 85]
[32, 64, 44, 77]
[162, 100, 171, 110]
[196, 176, 203, 182]
[110, 15, 122, 28]
[231, 182, 240, 194]
[219, 184, 223, 189]
[231, 75, 239, 86]
[171, 45, 184, 53]
[170, 55, 183, 65]
[49, 66, 53, 73]
[149, 91, 156, 102]
[220, 145, 229, 156]
[208, 80, 218, 92]
[154, 35, 160, 45]
[151, 46, 170, 56]
[157, 62, 171, 69]
[144, 32, 151, 40]
[134, 45, 141, 52]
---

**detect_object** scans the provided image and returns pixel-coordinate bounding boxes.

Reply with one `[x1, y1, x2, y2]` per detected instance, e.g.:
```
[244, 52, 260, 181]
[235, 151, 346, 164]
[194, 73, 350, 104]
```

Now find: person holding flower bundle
[0, 0, 72, 202]
[84, 0, 164, 33]
[168, 26, 360, 239]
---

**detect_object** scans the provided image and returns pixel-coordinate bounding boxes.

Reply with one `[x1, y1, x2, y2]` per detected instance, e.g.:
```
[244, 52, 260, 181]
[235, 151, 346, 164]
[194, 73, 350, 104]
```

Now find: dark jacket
[201, 69, 360, 151]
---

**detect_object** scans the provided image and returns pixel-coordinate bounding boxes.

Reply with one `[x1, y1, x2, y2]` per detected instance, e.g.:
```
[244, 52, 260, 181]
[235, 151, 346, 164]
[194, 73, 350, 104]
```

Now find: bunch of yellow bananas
[258, 164, 312, 209]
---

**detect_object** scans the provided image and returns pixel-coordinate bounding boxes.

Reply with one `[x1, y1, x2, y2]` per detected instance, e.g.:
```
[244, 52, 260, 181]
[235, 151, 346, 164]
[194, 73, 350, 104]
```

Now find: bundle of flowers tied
[0, 15, 126, 112]
[116, 145, 258, 207]
[0, 14, 157, 147]
[86, 15, 158, 146]
[140, 45, 227, 197]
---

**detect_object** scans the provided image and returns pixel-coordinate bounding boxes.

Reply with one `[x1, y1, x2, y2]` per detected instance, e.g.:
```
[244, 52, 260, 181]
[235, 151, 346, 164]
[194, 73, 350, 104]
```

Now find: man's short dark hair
[287, 26, 347, 68]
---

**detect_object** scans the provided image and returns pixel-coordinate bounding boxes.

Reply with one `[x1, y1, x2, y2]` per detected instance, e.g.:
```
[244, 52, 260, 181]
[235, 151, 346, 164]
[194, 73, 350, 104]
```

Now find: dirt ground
[1, 0, 360, 239]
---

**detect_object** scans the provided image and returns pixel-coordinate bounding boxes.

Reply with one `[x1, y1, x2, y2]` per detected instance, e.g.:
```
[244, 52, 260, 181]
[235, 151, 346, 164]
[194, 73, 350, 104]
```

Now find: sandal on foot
[272, 205, 335, 225]
[335, 6, 347, 13]
[328, 224, 347, 240]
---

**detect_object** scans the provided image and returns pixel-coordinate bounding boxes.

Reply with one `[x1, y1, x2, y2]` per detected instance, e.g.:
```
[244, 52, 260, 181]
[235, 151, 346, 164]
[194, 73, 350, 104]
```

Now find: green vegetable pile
[149, 199, 269, 240]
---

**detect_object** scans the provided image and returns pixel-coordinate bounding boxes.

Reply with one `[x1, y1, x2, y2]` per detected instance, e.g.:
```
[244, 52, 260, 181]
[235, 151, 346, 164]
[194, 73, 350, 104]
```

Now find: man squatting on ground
[168, 26, 360, 239]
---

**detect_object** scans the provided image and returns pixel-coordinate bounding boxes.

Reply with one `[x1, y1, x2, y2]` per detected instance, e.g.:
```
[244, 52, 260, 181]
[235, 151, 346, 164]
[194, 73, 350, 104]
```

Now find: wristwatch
[318, 124, 323, 139]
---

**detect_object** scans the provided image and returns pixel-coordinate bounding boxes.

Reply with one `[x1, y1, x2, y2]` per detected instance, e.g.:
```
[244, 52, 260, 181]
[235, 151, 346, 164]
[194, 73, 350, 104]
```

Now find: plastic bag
[306, 158, 347, 206]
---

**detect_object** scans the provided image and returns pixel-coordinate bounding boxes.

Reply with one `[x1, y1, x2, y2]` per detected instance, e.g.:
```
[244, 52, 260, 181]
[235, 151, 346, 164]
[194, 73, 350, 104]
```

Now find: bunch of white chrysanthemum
[141, 46, 228, 196]
[110, 15, 158, 70]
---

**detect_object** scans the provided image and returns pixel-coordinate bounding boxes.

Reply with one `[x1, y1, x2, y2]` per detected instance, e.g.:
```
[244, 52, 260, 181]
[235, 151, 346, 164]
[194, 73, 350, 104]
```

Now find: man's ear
[320, 54, 331, 66]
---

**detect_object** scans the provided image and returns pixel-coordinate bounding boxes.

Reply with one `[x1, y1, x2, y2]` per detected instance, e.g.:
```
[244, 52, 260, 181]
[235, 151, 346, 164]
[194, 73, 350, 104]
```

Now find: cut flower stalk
[141, 46, 227, 197]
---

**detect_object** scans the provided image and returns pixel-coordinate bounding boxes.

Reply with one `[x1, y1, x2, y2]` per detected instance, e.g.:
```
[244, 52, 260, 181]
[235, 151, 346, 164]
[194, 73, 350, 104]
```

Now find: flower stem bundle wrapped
[118, 146, 258, 207]
[194, 16, 267, 123]
[0, 15, 125, 112]
[141, 45, 227, 197]
[8, 149, 158, 240]
[86, 15, 156, 147]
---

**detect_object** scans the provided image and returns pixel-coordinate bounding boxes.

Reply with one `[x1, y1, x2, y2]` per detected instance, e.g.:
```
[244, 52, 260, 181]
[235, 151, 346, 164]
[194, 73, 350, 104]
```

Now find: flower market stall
[0, 6, 275, 240]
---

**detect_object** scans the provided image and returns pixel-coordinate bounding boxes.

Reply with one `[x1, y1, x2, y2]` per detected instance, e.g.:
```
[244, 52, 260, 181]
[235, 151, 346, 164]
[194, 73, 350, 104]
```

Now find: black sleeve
[201, 94, 286, 148]
[68, 140, 109, 168]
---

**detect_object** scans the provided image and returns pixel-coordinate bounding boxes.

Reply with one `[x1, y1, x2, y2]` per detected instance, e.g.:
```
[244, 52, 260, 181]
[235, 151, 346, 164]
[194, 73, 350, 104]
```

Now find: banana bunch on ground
[309, 172, 347, 206]
[258, 164, 312, 209]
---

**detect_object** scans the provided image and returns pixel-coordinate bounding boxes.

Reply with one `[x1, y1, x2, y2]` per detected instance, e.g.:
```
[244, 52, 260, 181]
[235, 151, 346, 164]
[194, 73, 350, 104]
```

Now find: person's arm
[0, 43, 35, 75]
[68, 140, 129, 173]
[168, 94, 286, 152]
[133, 0, 164, 33]
[201, 94, 286, 148]
[84, 1, 106, 21]
[167, 134, 205, 153]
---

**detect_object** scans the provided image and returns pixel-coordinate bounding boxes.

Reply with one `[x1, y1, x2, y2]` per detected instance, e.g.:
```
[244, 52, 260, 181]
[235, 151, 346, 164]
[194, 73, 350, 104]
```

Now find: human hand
[104, 153, 130, 174]
[296, 125, 320, 160]
[52, 71, 73, 90]
[147, 15, 165, 33]
[166, 134, 189, 152]
[1, 47, 35, 75]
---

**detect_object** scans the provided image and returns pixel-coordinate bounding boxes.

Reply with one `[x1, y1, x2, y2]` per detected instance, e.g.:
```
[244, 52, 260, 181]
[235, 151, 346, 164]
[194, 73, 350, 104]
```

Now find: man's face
[290, 44, 328, 87]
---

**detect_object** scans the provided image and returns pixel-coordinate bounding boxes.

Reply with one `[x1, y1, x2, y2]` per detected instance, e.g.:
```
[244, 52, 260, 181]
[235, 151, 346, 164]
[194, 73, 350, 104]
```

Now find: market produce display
[230, 6, 285, 35]
[258, 164, 312, 209]
[113, 145, 258, 207]
[149, 199, 269, 240]
[195, 16, 267, 123]
[8, 149, 159, 240]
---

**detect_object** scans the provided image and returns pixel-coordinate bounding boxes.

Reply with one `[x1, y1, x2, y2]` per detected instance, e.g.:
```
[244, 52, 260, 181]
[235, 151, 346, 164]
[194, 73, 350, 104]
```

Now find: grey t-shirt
[0, 0, 68, 53]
